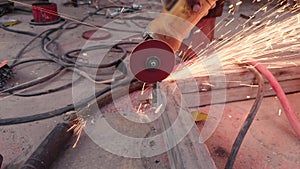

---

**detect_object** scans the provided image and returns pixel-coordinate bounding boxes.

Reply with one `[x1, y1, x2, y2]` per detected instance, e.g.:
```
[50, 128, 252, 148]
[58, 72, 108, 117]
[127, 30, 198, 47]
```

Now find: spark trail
[164, 2, 300, 139]
[166, 3, 300, 81]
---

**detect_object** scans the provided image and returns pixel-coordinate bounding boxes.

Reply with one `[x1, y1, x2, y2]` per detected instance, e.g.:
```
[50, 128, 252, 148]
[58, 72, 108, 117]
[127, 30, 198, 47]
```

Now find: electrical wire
[0, 49, 124, 122]
[40, 24, 135, 84]
[0, 4, 142, 124]
[41, 31, 129, 83]
[1, 67, 64, 94]
[0, 24, 37, 37]
[13, 7, 32, 13]
[0, 22, 72, 96]
[0, 104, 75, 125]
[3, 20, 115, 94]
[2, 28, 133, 96]
[225, 65, 265, 169]
[2, 12, 103, 94]
[10, 28, 53, 67]
[7, 11, 90, 67]
[2, 43, 131, 95]
[10, 58, 54, 68]
[0, 78, 134, 125]
[63, 42, 139, 68]
[1, 58, 70, 96]
[11, 80, 74, 97]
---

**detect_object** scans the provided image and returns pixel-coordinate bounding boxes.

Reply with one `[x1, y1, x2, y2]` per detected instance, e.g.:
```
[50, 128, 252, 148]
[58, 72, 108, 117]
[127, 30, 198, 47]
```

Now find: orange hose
[249, 61, 300, 139]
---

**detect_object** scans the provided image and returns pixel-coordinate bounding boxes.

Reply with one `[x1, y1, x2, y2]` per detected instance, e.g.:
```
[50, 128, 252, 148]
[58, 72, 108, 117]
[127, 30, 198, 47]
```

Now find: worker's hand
[188, 0, 216, 13]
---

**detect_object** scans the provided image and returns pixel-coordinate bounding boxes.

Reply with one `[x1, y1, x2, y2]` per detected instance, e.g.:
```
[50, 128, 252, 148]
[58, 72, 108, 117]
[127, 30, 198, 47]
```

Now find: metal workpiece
[157, 84, 217, 169]
[21, 123, 73, 169]
[152, 83, 159, 107]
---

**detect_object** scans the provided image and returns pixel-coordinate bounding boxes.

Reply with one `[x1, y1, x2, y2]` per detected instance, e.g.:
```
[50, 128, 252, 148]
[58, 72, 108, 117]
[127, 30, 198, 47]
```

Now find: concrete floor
[0, 0, 300, 169]
[203, 92, 300, 169]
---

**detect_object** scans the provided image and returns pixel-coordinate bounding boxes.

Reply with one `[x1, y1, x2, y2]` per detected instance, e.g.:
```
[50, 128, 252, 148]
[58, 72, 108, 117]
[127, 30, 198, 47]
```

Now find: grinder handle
[148, 0, 217, 52]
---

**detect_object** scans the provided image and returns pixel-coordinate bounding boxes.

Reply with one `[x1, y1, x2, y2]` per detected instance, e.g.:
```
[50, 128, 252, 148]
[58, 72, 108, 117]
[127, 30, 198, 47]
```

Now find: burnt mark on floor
[213, 146, 229, 158]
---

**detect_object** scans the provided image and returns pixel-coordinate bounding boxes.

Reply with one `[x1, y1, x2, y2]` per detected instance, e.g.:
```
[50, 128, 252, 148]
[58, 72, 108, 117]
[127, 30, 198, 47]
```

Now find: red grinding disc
[129, 39, 175, 83]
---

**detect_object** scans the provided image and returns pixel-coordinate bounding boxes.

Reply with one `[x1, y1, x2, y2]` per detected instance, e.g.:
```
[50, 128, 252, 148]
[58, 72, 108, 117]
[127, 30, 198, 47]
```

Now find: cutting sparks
[68, 116, 87, 148]
[63, 1, 299, 146]
[166, 3, 300, 82]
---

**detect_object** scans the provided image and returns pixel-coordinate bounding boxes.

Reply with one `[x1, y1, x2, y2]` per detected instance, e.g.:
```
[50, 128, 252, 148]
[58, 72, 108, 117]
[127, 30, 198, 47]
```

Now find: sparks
[68, 116, 87, 148]
[141, 83, 146, 95]
[166, 5, 300, 82]
[136, 103, 143, 113]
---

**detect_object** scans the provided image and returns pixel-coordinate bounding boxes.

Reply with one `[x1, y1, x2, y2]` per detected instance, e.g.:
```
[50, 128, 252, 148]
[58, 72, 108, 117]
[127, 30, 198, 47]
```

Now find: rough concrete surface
[0, 0, 300, 169]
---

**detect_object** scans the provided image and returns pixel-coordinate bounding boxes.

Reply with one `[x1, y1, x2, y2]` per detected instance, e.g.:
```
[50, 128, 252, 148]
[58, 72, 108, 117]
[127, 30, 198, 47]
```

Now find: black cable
[225, 66, 265, 169]
[41, 22, 83, 68]
[0, 78, 133, 125]
[63, 42, 138, 68]
[4, 59, 64, 94]
[0, 22, 70, 95]
[40, 25, 131, 83]
[11, 76, 81, 97]
[10, 28, 54, 67]
[10, 13, 90, 67]
[63, 45, 122, 68]
[3, 14, 93, 94]
[10, 58, 54, 68]
[0, 104, 75, 125]
[2, 67, 64, 94]
[14, 7, 32, 13]
[0, 25, 37, 37]
[5, 24, 132, 95]
[0, 15, 89, 67]
[0, 20, 134, 122]
[0, 25, 66, 94]
[0, 8, 141, 125]
[1, 23, 70, 94]
[0, 6, 140, 100]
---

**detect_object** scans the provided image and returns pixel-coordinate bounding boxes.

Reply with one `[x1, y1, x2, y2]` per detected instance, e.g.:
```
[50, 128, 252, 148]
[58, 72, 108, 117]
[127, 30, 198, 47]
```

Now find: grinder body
[130, 0, 217, 83]
[148, 0, 217, 52]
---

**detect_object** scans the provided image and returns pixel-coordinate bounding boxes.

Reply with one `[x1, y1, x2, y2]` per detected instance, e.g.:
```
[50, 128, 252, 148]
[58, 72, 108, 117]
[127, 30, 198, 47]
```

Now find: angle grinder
[129, 0, 217, 83]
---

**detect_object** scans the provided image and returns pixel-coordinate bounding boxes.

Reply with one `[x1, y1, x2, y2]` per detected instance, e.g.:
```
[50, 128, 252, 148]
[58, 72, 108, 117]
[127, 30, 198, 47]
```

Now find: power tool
[129, 0, 217, 84]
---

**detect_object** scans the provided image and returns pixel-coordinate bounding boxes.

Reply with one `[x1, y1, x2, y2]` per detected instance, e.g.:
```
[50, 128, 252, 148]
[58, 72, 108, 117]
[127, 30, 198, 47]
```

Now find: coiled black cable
[2, 66, 64, 94]
[0, 6, 142, 125]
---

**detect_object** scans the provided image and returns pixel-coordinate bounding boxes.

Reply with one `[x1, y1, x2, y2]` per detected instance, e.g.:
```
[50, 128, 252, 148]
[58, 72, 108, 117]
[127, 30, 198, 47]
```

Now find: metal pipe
[21, 123, 73, 169]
